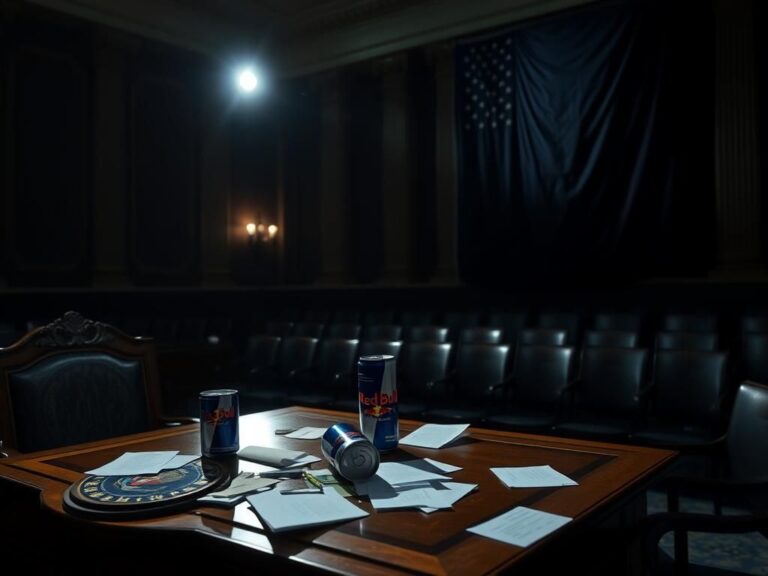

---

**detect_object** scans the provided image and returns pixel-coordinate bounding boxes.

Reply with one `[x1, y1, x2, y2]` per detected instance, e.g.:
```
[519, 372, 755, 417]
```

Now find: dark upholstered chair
[640, 381, 768, 575]
[394, 342, 453, 417]
[289, 338, 360, 407]
[741, 314, 768, 334]
[424, 343, 512, 423]
[405, 325, 450, 343]
[487, 311, 528, 346]
[631, 350, 729, 448]
[662, 313, 718, 333]
[536, 312, 582, 345]
[0, 311, 169, 454]
[593, 312, 644, 332]
[242, 335, 281, 379]
[486, 345, 575, 433]
[241, 336, 318, 412]
[740, 332, 768, 384]
[459, 327, 503, 344]
[655, 331, 719, 352]
[325, 323, 362, 340]
[362, 324, 403, 341]
[264, 320, 294, 338]
[517, 328, 567, 347]
[583, 330, 639, 348]
[292, 322, 326, 339]
[555, 347, 649, 440]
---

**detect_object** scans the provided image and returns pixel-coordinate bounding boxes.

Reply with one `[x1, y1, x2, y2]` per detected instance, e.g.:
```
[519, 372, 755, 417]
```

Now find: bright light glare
[236, 68, 259, 93]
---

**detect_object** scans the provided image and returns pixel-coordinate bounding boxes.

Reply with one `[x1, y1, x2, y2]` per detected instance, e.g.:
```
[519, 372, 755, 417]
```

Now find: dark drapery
[456, 0, 715, 287]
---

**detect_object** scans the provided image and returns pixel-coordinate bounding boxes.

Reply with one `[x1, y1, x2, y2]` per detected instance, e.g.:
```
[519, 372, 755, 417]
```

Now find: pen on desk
[302, 470, 324, 491]
[259, 468, 307, 478]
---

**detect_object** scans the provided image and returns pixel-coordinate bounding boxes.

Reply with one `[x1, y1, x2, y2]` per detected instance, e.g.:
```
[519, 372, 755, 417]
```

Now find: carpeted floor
[646, 487, 768, 575]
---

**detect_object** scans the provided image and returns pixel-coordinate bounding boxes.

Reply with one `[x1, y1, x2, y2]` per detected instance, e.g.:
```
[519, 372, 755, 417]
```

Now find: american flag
[460, 37, 514, 132]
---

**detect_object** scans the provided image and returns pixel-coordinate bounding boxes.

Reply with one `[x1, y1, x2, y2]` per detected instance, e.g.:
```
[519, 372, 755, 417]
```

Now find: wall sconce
[246, 221, 278, 244]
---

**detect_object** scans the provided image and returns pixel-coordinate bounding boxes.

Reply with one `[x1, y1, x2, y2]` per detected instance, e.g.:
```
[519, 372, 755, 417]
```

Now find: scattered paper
[247, 484, 369, 532]
[206, 473, 279, 498]
[366, 477, 477, 511]
[417, 458, 463, 474]
[399, 424, 469, 449]
[285, 427, 327, 440]
[162, 454, 200, 470]
[491, 465, 578, 488]
[467, 506, 572, 547]
[376, 461, 452, 485]
[238, 445, 320, 467]
[86, 451, 179, 476]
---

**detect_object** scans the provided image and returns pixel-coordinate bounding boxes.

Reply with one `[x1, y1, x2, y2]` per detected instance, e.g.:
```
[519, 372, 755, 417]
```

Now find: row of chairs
[238, 334, 737, 449]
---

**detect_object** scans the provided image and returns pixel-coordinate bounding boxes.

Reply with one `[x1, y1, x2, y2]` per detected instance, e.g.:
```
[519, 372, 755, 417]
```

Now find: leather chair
[536, 312, 582, 345]
[241, 336, 318, 412]
[517, 328, 567, 347]
[662, 313, 718, 333]
[423, 343, 512, 424]
[593, 311, 645, 333]
[486, 345, 575, 433]
[655, 331, 719, 352]
[395, 341, 453, 417]
[459, 327, 504, 344]
[292, 322, 326, 339]
[325, 323, 362, 339]
[631, 350, 729, 448]
[404, 325, 450, 343]
[289, 338, 360, 407]
[486, 310, 528, 347]
[0, 311, 171, 454]
[639, 381, 768, 575]
[740, 332, 768, 384]
[362, 324, 403, 341]
[583, 330, 639, 348]
[556, 347, 649, 440]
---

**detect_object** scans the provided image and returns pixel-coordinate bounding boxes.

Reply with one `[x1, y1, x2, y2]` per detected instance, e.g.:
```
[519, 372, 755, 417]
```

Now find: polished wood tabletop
[0, 407, 675, 575]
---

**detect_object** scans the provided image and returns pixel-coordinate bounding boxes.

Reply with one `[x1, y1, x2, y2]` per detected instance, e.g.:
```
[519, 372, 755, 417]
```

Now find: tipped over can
[320, 422, 380, 481]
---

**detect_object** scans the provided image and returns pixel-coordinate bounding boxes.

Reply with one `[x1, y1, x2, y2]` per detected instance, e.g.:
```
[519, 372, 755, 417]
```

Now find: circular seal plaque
[63, 458, 228, 520]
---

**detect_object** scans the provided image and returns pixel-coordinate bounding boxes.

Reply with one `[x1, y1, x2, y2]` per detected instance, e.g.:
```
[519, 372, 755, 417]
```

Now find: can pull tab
[352, 453, 367, 467]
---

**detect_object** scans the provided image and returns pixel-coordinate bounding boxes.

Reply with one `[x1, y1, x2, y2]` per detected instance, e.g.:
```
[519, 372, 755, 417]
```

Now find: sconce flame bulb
[268, 225, 278, 239]
[246, 222, 257, 236]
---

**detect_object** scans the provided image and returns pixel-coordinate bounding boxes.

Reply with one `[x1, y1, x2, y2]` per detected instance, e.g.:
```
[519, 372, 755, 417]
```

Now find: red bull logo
[203, 406, 236, 425]
[359, 390, 398, 418]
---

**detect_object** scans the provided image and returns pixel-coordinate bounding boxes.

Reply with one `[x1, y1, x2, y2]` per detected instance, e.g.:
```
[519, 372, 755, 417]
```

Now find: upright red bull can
[200, 389, 240, 457]
[358, 354, 398, 452]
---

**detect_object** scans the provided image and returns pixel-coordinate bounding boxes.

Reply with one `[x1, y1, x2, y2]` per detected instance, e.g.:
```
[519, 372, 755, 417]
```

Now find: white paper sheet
[467, 506, 572, 547]
[491, 465, 578, 488]
[86, 451, 179, 476]
[354, 462, 450, 496]
[366, 478, 477, 511]
[237, 445, 320, 467]
[246, 485, 369, 532]
[285, 427, 327, 439]
[422, 458, 463, 473]
[399, 423, 469, 449]
[161, 454, 200, 470]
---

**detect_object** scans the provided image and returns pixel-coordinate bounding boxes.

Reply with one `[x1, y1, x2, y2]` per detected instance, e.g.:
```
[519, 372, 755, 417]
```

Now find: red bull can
[200, 389, 240, 457]
[320, 422, 380, 481]
[358, 354, 398, 452]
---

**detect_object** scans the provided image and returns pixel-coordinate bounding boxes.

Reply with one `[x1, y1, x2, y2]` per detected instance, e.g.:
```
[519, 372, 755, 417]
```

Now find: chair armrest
[638, 510, 768, 575]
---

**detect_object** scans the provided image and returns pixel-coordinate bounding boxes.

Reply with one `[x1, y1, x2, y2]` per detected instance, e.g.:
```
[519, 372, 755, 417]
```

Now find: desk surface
[0, 407, 674, 575]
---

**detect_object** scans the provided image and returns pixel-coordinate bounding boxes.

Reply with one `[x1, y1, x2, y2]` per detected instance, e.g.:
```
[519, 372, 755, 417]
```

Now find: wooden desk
[0, 407, 674, 575]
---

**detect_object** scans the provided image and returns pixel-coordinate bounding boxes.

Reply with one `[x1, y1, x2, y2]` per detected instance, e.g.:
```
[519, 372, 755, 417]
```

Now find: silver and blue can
[200, 389, 240, 457]
[320, 422, 380, 481]
[358, 354, 399, 452]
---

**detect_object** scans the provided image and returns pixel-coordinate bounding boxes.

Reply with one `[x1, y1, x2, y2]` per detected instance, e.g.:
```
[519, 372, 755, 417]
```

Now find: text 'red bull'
[203, 406, 237, 425]
[358, 355, 399, 452]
